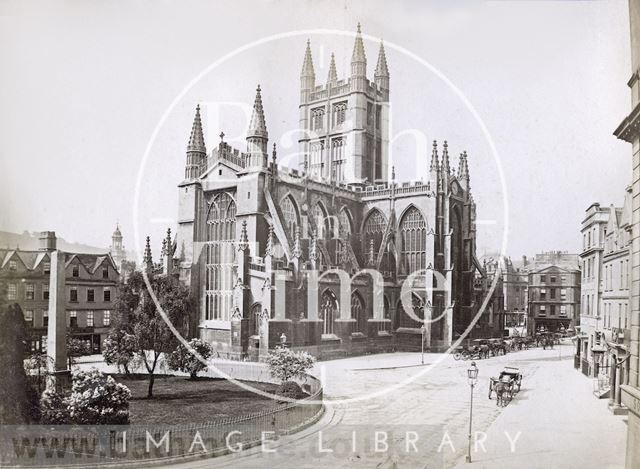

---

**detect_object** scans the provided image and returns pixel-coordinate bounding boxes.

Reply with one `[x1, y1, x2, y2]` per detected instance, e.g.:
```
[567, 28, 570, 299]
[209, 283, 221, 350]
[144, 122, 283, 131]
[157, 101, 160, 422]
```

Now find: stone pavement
[78, 345, 627, 468]
[452, 346, 627, 469]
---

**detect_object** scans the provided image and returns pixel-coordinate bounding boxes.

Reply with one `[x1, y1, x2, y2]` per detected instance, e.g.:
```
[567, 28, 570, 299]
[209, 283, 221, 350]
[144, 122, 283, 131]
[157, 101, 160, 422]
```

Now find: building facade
[613, 2, 640, 461]
[602, 192, 632, 411]
[0, 232, 119, 354]
[173, 26, 483, 359]
[526, 251, 580, 335]
[577, 203, 610, 378]
[502, 256, 528, 333]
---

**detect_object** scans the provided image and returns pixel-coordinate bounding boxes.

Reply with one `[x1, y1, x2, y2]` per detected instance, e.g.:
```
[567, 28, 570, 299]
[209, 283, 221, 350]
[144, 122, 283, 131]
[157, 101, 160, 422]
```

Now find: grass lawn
[114, 374, 279, 425]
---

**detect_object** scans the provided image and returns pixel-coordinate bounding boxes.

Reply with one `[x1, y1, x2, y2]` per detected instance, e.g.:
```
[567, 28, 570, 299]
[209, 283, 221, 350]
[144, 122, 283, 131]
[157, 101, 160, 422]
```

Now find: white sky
[0, 0, 632, 259]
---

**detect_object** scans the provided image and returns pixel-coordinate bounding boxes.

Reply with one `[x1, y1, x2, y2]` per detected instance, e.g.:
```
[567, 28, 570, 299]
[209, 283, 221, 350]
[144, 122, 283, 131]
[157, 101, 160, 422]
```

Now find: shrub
[167, 338, 213, 379]
[276, 380, 306, 401]
[266, 348, 315, 383]
[40, 368, 131, 425]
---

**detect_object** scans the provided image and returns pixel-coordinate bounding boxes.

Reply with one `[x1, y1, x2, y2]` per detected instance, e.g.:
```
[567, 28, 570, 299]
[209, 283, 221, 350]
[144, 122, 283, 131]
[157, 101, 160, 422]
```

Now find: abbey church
[170, 25, 485, 359]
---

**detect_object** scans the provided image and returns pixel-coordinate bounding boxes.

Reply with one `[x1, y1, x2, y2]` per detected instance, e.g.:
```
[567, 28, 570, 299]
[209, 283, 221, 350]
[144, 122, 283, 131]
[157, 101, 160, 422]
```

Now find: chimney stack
[39, 231, 57, 251]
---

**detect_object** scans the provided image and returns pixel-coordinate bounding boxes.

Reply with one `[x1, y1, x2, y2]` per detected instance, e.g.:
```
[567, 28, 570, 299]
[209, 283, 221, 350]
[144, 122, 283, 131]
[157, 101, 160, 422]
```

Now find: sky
[0, 0, 632, 260]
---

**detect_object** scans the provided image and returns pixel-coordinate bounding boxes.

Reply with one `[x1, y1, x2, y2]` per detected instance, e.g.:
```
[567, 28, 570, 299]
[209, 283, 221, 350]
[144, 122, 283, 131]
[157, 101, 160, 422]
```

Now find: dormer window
[72, 265, 79, 277]
[9, 260, 16, 271]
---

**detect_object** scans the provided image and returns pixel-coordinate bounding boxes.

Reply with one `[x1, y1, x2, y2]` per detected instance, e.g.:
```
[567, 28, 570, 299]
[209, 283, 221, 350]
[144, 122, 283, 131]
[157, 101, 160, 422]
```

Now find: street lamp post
[466, 361, 479, 463]
[420, 323, 426, 365]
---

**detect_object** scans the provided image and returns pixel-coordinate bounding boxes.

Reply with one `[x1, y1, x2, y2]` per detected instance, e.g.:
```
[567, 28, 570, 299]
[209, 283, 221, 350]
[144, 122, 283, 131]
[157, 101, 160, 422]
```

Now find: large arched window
[281, 195, 299, 240]
[400, 206, 427, 274]
[351, 291, 367, 334]
[205, 192, 236, 321]
[320, 290, 338, 335]
[362, 209, 387, 258]
[363, 209, 394, 275]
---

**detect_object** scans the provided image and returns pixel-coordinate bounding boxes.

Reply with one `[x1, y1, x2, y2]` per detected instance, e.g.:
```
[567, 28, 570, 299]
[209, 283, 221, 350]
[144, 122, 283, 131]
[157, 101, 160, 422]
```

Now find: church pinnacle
[430, 140, 439, 172]
[246, 85, 268, 166]
[248, 85, 268, 139]
[185, 104, 207, 180]
[374, 41, 389, 83]
[441, 140, 450, 175]
[351, 23, 367, 77]
[143, 236, 153, 271]
[187, 104, 206, 154]
[328, 53, 338, 83]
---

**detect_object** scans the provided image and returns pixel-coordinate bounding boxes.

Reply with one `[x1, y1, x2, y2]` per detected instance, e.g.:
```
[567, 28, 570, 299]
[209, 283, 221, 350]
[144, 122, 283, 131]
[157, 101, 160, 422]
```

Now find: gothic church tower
[299, 24, 390, 184]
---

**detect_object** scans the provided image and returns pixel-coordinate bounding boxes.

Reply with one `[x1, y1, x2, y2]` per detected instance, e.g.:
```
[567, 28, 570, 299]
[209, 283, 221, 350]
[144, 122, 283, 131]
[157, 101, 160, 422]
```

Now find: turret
[246, 85, 268, 169]
[300, 40, 315, 102]
[185, 105, 206, 180]
[374, 41, 389, 91]
[351, 23, 367, 90]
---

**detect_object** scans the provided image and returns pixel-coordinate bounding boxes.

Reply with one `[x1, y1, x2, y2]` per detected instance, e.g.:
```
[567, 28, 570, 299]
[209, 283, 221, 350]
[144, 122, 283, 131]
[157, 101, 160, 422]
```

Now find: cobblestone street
[169, 343, 626, 469]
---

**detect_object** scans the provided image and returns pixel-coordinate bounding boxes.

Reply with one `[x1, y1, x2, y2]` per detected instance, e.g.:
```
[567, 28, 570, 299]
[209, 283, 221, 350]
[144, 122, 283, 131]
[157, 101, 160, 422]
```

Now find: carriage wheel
[453, 353, 462, 361]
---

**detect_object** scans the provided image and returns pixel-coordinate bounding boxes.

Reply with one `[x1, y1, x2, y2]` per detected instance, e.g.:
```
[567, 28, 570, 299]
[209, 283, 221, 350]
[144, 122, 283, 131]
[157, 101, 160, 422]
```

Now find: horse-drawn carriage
[488, 366, 523, 406]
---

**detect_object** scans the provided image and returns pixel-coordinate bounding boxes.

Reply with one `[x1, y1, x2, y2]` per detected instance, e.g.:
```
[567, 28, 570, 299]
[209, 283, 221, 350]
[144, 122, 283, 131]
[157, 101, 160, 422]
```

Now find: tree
[66, 336, 91, 369]
[167, 338, 213, 379]
[0, 286, 40, 424]
[266, 348, 315, 384]
[102, 330, 136, 375]
[106, 271, 191, 397]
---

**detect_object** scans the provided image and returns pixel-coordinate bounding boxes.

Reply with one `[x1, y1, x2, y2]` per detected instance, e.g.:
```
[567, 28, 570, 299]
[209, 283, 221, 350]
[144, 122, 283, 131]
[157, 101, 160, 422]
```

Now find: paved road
[160, 343, 625, 469]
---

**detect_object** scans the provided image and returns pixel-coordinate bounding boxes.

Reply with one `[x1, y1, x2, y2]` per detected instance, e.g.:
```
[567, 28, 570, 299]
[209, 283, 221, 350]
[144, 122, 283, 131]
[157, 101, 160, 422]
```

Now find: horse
[489, 376, 513, 406]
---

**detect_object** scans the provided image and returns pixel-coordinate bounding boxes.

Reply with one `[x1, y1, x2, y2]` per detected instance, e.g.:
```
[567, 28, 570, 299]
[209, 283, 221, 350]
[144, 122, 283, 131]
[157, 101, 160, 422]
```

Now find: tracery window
[332, 102, 347, 127]
[330, 137, 346, 183]
[320, 290, 338, 335]
[400, 206, 427, 274]
[352, 291, 366, 334]
[205, 192, 236, 321]
[281, 195, 300, 240]
[362, 209, 387, 259]
[311, 107, 325, 130]
[309, 141, 325, 179]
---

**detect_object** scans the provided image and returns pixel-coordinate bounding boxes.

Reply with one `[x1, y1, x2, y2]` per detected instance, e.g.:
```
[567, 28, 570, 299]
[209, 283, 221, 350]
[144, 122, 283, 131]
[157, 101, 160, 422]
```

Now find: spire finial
[143, 236, 153, 269]
[357, 22, 361, 33]
[220, 131, 225, 142]
[391, 165, 396, 180]
[309, 230, 318, 262]
[238, 220, 249, 251]
[367, 238, 376, 267]
[292, 227, 302, 259]
[265, 224, 275, 257]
